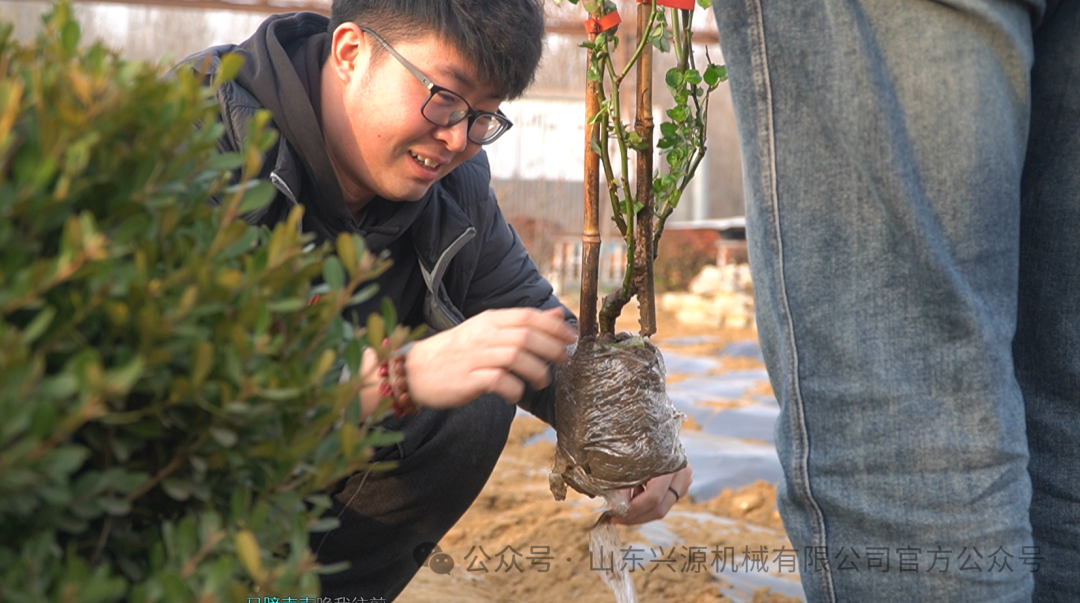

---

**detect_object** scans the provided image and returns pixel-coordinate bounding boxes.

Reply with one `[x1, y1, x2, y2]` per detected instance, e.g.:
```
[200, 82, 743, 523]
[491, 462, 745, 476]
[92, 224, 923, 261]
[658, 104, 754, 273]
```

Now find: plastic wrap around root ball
[549, 333, 687, 507]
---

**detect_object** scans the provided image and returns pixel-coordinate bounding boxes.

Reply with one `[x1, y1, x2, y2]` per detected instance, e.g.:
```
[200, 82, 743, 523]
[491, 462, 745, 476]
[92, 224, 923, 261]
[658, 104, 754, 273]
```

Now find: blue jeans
[711, 0, 1079, 601]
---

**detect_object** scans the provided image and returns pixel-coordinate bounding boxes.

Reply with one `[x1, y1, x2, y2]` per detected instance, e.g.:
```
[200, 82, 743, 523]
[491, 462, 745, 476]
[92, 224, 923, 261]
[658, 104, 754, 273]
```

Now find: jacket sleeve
[461, 187, 575, 429]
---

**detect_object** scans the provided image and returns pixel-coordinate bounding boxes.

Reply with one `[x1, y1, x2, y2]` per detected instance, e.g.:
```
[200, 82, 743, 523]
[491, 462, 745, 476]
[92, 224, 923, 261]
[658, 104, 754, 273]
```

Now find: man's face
[326, 26, 503, 207]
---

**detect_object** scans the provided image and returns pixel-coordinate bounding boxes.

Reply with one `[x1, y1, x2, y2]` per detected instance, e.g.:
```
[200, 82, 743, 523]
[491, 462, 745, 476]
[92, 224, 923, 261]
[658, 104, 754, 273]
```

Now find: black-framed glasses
[361, 27, 513, 146]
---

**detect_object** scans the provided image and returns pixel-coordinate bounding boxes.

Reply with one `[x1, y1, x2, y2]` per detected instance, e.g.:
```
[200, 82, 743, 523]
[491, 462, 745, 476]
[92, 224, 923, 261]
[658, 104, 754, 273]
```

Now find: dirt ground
[398, 300, 802, 603]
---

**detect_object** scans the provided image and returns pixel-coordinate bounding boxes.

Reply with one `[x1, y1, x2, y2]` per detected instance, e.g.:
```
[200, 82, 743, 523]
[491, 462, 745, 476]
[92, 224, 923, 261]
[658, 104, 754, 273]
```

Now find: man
[712, 0, 1078, 601]
[181, 0, 693, 599]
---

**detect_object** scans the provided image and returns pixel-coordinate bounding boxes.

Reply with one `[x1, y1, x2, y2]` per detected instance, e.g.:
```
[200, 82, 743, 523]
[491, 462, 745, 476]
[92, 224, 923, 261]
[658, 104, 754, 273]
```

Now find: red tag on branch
[584, 10, 622, 34]
[638, 0, 696, 9]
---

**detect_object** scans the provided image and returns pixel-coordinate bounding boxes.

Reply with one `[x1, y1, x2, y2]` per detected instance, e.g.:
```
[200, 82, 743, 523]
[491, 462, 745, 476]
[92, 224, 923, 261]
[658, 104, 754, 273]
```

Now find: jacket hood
[233, 12, 356, 240]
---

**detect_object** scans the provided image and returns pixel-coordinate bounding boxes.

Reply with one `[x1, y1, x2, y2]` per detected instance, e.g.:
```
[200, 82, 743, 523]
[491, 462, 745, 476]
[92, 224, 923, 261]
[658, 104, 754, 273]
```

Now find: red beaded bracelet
[378, 341, 417, 418]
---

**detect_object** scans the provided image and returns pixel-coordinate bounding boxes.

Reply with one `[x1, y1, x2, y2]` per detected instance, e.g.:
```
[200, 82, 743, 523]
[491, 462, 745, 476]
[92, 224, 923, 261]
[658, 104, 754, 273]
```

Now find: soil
[398, 300, 802, 603]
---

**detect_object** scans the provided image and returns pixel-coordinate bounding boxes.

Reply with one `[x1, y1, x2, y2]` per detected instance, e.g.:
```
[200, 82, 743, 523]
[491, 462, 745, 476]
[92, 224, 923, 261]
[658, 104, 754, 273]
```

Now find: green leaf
[323, 256, 345, 290]
[56, 515, 89, 534]
[161, 479, 191, 501]
[176, 519, 198, 558]
[105, 356, 144, 394]
[313, 434, 339, 463]
[259, 387, 302, 401]
[348, 283, 379, 307]
[192, 341, 213, 386]
[704, 64, 727, 86]
[267, 298, 306, 313]
[41, 485, 72, 506]
[49, 446, 89, 478]
[210, 427, 238, 448]
[75, 569, 127, 603]
[660, 122, 678, 138]
[67, 500, 101, 520]
[254, 305, 270, 336]
[214, 52, 246, 85]
[237, 181, 276, 215]
[230, 488, 248, 521]
[21, 305, 56, 345]
[310, 517, 340, 533]
[626, 132, 648, 152]
[345, 339, 363, 374]
[366, 313, 385, 349]
[160, 573, 193, 603]
[380, 297, 397, 332]
[61, 20, 80, 54]
[189, 456, 208, 475]
[349, 233, 367, 256]
[336, 232, 359, 278]
[250, 501, 270, 531]
[684, 69, 702, 85]
[665, 68, 683, 88]
[38, 374, 78, 399]
[30, 403, 58, 439]
[364, 429, 404, 448]
[98, 497, 132, 516]
[346, 399, 361, 424]
[110, 437, 134, 463]
[207, 152, 244, 172]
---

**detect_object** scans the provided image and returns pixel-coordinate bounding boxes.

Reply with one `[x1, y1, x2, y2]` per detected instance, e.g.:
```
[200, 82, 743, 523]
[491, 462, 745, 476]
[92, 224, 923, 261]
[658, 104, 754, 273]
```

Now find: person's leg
[1016, 1, 1080, 600]
[713, 0, 1041, 600]
[312, 394, 516, 601]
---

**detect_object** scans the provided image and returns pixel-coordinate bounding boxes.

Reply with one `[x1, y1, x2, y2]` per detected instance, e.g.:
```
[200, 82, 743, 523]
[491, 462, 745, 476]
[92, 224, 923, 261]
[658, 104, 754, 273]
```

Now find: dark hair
[329, 0, 545, 100]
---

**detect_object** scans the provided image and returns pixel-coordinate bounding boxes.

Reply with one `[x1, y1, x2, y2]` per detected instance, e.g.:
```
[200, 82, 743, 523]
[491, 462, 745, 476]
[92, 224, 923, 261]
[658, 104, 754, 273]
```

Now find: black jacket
[178, 13, 567, 425]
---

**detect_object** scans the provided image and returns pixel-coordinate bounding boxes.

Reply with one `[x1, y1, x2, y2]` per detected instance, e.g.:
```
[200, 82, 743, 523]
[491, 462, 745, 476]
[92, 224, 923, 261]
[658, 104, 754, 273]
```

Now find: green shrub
[0, 5, 401, 600]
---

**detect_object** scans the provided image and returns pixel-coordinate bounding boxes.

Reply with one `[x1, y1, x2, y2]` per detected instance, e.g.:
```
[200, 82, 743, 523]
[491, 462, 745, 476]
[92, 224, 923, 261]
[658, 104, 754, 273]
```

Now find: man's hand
[611, 464, 694, 525]
[405, 307, 577, 408]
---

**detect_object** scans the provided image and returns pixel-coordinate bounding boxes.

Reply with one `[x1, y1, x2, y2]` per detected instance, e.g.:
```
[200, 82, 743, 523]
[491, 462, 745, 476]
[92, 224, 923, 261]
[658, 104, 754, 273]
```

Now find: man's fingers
[473, 346, 551, 392]
[489, 307, 577, 344]
[616, 485, 673, 525]
[472, 368, 526, 404]
[491, 327, 571, 365]
[612, 466, 694, 526]
[501, 347, 553, 390]
[540, 307, 578, 342]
